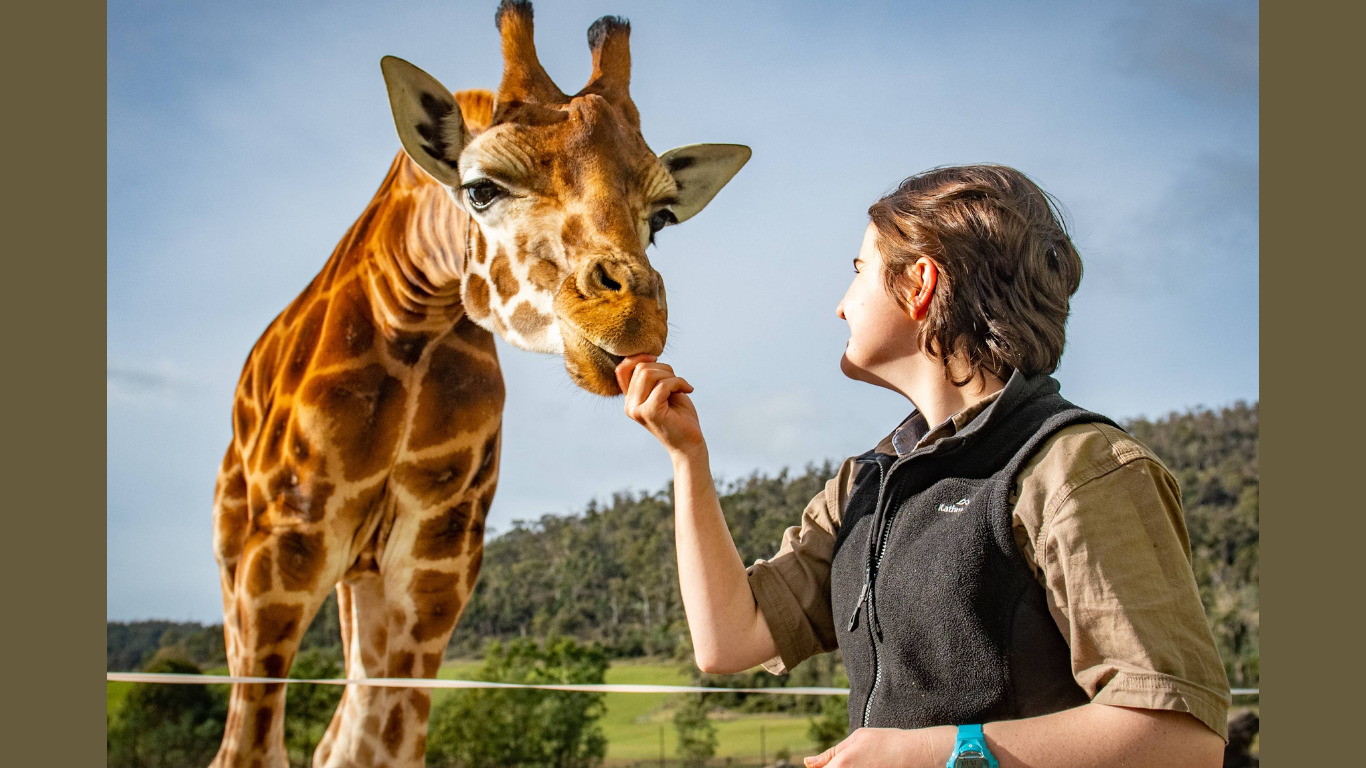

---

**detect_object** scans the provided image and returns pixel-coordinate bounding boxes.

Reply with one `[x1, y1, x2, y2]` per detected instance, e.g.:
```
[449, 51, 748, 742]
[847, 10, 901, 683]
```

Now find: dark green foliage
[808, 695, 849, 752]
[672, 694, 718, 768]
[107, 620, 226, 672]
[107, 657, 228, 768]
[285, 648, 344, 767]
[107, 401, 1259, 723]
[1124, 401, 1259, 687]
[427, 637, 609, 768]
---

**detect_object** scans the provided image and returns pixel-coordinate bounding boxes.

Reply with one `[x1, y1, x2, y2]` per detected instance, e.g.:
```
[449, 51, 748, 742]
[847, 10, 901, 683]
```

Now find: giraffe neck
[346, 152, 474, 334]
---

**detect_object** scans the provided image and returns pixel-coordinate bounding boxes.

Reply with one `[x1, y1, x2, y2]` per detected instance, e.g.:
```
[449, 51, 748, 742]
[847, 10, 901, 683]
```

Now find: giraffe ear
[381, 56, 470, 188]
[657, 144, 752, 223]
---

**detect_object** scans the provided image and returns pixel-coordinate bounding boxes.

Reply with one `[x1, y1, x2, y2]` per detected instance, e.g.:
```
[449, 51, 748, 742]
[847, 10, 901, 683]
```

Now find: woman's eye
[648, 209, 677, 243]
[465, 181, 504, 210]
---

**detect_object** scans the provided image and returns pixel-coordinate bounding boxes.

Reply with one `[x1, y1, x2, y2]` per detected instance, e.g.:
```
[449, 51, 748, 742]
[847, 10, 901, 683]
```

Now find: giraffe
[207, 2, 750, 766]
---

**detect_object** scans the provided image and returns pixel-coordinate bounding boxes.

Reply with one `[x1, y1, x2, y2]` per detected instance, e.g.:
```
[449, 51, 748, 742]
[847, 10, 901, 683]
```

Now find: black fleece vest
[830, 374, 1118, 730]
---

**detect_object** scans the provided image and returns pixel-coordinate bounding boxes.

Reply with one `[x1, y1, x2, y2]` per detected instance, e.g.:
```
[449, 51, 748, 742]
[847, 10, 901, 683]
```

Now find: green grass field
[436, 657, 818, 764]
[108, 658, 822, 764]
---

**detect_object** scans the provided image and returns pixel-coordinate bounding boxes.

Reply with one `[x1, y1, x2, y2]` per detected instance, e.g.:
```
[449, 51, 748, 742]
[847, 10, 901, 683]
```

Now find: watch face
[953, 753, 989, 768]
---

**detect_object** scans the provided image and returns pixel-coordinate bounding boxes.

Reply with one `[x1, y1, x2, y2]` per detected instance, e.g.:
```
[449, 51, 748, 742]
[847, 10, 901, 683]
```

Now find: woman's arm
[806, 703, 1223, 768]
[616, 355, 779, 673]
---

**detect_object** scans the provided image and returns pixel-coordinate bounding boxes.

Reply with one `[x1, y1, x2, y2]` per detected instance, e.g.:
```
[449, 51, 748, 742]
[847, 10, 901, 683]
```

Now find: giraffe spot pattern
[280, 300, 327, 395]
[253, 707, 273, 747]
[388, 650, 417, 677]
[489, 251, 520, 301]
[464, 273, 491, 319]
[407, 345, 503, 452]
[412, 501, 473, 560]
[386, 330, 431, 366]
[465, 548, 484, 592]
[422, 652, 443, 677]
[277, 530, 327, 592]
[300, 364, 409, 482]
[255, 603, 303, 648]
[316, 283, 377, 367]
[510, 301, 552, 338]
[382, 702, 406, 753]
[469, 433, 500, 490]
[391, 448, 474, 505]
[407, 569, 464, 643]
[246, 549, 274, 595]
[527, 259, 561, 292]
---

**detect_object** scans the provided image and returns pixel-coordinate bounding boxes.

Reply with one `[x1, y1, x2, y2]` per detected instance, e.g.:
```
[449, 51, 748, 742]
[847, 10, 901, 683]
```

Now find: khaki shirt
[745, 393, 1232, 740]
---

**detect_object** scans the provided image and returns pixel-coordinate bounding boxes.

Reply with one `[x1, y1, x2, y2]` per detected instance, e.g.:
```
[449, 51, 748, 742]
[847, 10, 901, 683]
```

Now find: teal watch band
[945, 724, 999, 768]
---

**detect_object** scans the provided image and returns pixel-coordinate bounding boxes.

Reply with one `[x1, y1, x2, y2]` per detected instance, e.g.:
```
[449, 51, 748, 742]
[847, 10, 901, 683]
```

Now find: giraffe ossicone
[209, 1, 749, 766]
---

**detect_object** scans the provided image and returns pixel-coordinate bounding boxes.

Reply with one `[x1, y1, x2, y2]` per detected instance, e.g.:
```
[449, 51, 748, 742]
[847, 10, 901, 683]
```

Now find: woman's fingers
[614, 354, 658, 395]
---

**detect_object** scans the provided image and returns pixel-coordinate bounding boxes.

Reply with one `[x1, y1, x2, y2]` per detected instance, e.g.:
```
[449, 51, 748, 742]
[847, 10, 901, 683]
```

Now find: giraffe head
[381, 0, 749, 395]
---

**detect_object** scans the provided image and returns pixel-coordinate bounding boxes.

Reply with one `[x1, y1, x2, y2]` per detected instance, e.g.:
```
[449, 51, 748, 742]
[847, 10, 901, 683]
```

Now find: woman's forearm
[671, 446, 779, 673]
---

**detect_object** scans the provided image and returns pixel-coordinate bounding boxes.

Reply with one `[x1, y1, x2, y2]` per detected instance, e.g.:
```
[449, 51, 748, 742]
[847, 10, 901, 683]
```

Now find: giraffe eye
[463, 180, 505, 211]
[648, 209, 677, 244]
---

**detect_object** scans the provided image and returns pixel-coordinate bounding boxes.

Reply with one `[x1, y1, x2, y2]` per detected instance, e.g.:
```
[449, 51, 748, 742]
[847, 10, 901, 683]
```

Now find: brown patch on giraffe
[220, 462, 247, 501]
[256, 410, 290, 473]
[477, 486, 496, 521]
[464, 273, 491, 320]
[255, 603, 304, 647]
[277, 530, 327, 592]
[408, 569, 463, 642]
[382, 702, 406, 753]
[385, 329, 431, 366]
[317, 283, 378, 367]
[561, 213, 586, 245]
[357, 742, 375, 765]
[253, 707, 273, 747]
[280, 300, 327, 395]
[412, 501, 473, 560]
[527, 258, 561, 292]
[363, 713, 381, 735]
[469, 433, 500, 490]
[247, 481, 267, 518]
[509, 301, 553, 338]
[246, 549, 274, 595]
[300, 364, 408, 482]
[407, 346, 504, 451]
[279, 476, 335, 524]
[489, 251, 520, 301]
[465, 548, 484, 592]
[262, 652, 287, 695]
[470, 228, 488, 265]
[391, 448, 474, 505]
[388, 650, 417, 677]
[412, 693, 431, 722]
[422, 652, 444, 677]
[234, 401, 257, 443]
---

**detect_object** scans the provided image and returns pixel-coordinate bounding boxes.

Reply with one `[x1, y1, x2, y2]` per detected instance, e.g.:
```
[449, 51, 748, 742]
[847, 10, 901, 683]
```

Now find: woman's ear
[905, 258, 937, 320]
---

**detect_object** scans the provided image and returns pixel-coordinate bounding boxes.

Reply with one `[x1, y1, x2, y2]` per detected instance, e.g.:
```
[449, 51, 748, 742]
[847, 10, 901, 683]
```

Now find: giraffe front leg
[210, 524, 342, 768]
[315, 496, 489, 768]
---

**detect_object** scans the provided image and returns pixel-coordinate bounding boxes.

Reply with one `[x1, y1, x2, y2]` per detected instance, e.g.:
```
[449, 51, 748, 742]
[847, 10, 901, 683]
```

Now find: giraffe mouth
[559, 323, 630, 396]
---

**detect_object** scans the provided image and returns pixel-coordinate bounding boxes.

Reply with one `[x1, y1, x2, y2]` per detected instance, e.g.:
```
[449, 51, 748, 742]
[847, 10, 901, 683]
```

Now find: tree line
[108, 400, 1259, 691]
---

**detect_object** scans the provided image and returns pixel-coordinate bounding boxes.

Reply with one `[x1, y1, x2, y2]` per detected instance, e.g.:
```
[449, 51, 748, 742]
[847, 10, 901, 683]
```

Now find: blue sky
[107, 0, 1258, 622]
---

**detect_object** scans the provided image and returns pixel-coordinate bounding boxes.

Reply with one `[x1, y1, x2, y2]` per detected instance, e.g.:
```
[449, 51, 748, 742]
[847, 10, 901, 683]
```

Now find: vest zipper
[850, 457, 892, 728]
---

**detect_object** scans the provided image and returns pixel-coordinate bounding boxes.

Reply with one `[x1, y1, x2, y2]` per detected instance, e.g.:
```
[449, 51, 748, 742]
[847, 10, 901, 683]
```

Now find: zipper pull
[847, 581, 870, 632]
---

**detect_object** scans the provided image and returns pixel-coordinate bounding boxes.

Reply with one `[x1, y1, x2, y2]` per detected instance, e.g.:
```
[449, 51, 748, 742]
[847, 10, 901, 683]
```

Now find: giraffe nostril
[595, 263, 622, 293]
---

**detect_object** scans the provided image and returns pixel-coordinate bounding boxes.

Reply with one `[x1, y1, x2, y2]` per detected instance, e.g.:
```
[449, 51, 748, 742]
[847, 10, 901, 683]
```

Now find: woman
[616, 165, 1229, 767]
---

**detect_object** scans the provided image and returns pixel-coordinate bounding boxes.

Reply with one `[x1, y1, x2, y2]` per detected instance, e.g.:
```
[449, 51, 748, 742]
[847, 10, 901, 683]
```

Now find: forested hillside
[109, 401, 1259, 688]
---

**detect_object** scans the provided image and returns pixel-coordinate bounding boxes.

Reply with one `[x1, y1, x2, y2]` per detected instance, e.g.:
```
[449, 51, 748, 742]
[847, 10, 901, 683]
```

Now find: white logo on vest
[937, 497, 972, 514]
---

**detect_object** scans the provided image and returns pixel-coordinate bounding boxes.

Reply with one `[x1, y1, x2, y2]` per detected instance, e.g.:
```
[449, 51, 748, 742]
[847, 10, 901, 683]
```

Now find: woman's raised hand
[615, 354, 704, 459]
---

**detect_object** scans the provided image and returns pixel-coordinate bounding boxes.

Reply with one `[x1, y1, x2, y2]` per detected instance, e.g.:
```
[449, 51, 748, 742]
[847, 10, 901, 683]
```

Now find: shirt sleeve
[745, 458, 857, 674]
[1031, 424, 1233, 741]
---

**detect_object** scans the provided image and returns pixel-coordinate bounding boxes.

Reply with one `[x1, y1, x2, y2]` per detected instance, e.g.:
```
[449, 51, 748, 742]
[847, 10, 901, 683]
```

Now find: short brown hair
[867, 164, 1083, 386]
